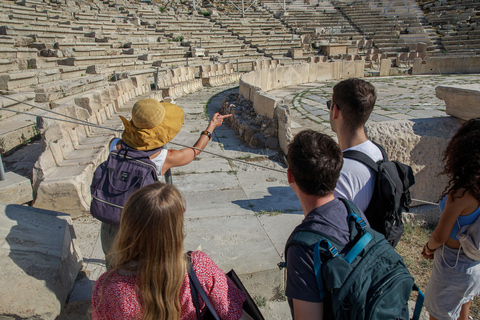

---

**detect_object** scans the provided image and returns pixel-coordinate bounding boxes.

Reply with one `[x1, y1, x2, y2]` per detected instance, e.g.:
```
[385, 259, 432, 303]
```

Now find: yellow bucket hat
[120, 98, 185, 151]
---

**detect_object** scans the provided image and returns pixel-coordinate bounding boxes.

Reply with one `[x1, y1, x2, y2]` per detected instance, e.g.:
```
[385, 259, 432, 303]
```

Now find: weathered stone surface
[365, 117, 463, 206]
[436, 85, 480, 121]
[0, 202, 82, 319]
[0, 171, 33, 204]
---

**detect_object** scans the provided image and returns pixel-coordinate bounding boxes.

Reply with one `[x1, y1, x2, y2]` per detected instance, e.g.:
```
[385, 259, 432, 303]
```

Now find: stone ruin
[221, 92, 280, 150]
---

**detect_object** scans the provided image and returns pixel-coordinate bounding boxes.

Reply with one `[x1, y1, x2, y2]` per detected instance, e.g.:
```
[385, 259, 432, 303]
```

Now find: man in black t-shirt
[285, 130, 369, 320]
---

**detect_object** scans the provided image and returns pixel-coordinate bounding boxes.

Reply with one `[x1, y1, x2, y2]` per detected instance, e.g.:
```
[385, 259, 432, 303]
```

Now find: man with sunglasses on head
[327, 78, 382, 214]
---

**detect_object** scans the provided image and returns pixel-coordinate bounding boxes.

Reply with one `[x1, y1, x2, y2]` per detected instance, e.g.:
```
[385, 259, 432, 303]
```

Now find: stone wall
[412, 56, 480, 75]
[238, 60, 364, 153]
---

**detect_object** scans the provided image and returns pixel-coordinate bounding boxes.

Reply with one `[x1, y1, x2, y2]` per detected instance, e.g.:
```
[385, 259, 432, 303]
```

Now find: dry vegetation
[396, 221, 480, 319]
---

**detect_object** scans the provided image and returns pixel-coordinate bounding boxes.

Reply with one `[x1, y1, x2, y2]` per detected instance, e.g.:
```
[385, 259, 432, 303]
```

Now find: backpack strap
[187, 252, 220, 320]
[342, 141, 388, 172]
[342, 150, 379, 172]
[118, 140, 162, 158]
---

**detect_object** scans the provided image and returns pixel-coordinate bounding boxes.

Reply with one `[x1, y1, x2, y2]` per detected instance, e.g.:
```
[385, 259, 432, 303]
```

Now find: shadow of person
[232, 185, 302, 213]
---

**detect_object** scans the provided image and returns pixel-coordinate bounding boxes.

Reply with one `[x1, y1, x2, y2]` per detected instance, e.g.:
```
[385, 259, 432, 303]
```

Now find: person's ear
[287, 168, 295, 184]
[331, 104, 341, 120]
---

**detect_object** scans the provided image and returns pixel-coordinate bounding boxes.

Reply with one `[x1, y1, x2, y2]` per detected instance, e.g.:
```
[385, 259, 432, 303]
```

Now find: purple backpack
[90, 141, 161, 226]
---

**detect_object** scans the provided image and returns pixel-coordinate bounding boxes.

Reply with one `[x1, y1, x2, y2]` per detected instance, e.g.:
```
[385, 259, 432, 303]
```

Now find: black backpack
[343, 142, 415, 247]
[90, 141, 160, 226]
[283, 198, 424, 320]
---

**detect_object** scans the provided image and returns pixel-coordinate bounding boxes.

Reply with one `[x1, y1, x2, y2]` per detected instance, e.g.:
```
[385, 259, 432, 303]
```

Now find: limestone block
[275, 104, 291, 155]
[0, 171, 33, 204]
[0, 71, 38, 91]
[34, 164, 94, 218]
[253, 91, 282, 119]
[86, 64, 106, 74]
[0, 59, 19, 73]
[192, 47, 205, 57]
[379, 58, 391, 76]
[289, 48, 303, 59]
[413, 56, 480, 75]
[365, 117, 462, 206]
[74, 91, 104, 116]
[0, 202, 82, 319]
[38, 68, 61, 84]
[436, 86, 480, 121]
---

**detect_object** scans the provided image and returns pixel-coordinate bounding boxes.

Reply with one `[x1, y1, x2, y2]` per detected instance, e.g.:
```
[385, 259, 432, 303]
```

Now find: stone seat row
[155, 66, 203, 99]
[199, 63, 241, 87]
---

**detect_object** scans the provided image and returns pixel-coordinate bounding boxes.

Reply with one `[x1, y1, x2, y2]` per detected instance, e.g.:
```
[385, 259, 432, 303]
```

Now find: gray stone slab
[257, 212, 304, 255]
[407, 109, 446, 118]
[233, 166, 300, 212]
[183, 214, 281, 297]
[0, 202, 82, 320]
[175, 157, 231, 174]
[183, 189, 253, 219]
[173, 172, 239, 193]
[0, 171, 33, 204]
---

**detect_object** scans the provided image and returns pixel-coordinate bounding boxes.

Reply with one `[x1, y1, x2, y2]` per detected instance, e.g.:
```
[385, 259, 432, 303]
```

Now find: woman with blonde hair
[92, 182, 249, 320]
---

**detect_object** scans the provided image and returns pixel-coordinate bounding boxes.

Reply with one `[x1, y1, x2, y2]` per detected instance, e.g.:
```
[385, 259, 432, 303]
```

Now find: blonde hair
[102, 182, 186, 320]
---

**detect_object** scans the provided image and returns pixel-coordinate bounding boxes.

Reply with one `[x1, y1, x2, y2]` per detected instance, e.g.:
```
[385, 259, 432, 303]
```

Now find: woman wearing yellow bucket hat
[110, 98, 232, 175]
[101, 98, 232, 264]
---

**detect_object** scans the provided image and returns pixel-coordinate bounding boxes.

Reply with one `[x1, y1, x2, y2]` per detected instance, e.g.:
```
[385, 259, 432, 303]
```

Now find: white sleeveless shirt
[109, 138, 168, 176]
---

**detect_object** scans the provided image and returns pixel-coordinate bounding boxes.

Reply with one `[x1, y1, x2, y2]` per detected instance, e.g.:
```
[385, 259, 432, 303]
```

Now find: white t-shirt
[109, 138, 168, 176]
[334, 140, 383, 212]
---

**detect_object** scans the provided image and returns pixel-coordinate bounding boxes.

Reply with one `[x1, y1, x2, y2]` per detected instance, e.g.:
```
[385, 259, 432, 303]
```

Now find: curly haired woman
[91, 182, 251, 320]
[422, 118, 480, 320]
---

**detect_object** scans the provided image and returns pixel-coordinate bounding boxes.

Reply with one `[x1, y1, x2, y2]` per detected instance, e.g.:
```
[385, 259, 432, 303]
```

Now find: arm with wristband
[161, 112, 232, 174]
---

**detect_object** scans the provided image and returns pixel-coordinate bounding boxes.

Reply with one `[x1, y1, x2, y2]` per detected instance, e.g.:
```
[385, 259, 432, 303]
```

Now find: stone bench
[58, 54, 139, 67]
[32, 75, 153, 218]
[0, 92, 40, 154]
[156, 66, 203, 99]
[35, 75, 108, 103]
[0, 70, 38, 92]
[252, 59, 280, 70]
[200, 63, 241, 87]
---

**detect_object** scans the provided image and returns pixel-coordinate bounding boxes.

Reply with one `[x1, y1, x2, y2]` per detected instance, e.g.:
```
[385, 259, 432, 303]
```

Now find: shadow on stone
[1, 203, 82, 319]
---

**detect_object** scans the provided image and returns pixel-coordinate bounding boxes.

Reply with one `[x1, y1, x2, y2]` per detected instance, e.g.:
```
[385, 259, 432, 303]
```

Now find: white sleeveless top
[109, 138, 168, 176]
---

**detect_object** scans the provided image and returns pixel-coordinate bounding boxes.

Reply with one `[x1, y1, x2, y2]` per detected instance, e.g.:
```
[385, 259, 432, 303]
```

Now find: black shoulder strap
[118, 140, 162, 158]
[187, 252, 220, 320]
[342, 141, 388, 172]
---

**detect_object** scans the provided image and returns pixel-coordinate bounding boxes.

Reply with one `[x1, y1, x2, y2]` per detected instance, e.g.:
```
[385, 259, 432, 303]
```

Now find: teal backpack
[283, 198, 424, 320]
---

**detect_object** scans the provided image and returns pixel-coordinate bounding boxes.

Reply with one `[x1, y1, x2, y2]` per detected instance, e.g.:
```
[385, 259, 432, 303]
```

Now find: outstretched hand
[209, 112, 233, 128]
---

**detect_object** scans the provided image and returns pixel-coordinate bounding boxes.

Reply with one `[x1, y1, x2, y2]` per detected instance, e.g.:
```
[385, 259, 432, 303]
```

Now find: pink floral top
[91, 251, 247, 320]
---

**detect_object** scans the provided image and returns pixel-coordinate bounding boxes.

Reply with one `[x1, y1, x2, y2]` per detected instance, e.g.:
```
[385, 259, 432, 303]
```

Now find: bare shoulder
[449, 188, 480, 215]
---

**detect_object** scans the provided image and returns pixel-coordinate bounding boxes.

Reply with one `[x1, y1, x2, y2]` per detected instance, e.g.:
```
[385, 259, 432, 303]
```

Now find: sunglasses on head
[326, 100, 340, 111]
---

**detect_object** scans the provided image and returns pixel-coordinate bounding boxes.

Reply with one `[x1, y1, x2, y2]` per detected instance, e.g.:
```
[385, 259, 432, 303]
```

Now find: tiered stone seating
[276, 3, 359, 42]
[418, 0, 480, 55]
[336, 0, 437, 60]
[0, 92, 41, 154]
[211, 6, 309, 63]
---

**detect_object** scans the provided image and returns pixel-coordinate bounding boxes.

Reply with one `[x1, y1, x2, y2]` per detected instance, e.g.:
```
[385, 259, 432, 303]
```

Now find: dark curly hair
[439, 117, 480, 202]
